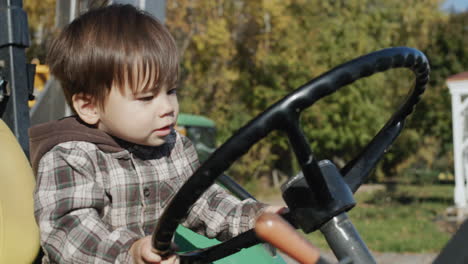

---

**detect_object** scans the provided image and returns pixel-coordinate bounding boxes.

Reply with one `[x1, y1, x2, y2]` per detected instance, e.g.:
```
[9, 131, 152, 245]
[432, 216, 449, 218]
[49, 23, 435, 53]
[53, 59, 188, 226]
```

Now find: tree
[24, 0, 57, 63]
[404, 10, 468, 179]
[167, 0, 449, 185]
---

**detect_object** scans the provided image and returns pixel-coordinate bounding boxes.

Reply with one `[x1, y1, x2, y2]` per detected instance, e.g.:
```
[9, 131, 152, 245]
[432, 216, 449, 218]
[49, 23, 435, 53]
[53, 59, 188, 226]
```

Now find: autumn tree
[408, 10, 468, 179]
[24, 0, 57, 63]
[166, 0, 451, 185]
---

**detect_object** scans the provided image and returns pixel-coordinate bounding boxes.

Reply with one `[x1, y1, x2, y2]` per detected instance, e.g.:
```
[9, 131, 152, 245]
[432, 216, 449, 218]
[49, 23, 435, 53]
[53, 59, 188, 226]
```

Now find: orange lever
[255, 212, 320, 264]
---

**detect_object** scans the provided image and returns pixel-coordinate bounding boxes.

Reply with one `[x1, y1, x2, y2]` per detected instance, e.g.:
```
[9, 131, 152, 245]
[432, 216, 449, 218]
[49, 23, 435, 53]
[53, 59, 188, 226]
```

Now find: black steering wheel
[152, 47, 430, 263]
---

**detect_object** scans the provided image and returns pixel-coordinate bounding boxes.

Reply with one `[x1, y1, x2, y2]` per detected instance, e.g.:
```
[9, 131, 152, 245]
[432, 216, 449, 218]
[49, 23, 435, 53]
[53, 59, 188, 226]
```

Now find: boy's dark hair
[47, 4, 179, 110]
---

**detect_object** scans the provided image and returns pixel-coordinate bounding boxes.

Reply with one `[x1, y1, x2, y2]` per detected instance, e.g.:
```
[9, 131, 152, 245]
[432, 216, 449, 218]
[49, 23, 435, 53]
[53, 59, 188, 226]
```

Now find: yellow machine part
[34, 64, 50, 91]
[0, 120, 40, 263]
[174, 125, 187, 136]
[28, 63, 50, 108]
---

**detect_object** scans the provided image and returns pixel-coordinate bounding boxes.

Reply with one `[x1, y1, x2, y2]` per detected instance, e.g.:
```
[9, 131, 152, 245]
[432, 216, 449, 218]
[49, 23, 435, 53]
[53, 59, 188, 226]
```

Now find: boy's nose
[158, 95, 175, 117]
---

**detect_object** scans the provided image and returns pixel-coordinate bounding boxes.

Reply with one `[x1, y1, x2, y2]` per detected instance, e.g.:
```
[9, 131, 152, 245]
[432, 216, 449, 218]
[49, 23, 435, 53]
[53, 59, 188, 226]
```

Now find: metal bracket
[0, 76, 9, 100]
[0, 59, 10, 116]
[0, 4, 30, 48]
[0, 60, 9, 96]
[27, 63, 35, 100]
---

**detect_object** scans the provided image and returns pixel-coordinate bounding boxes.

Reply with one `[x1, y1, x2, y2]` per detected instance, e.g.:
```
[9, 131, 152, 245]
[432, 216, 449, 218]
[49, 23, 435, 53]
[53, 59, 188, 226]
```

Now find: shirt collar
[114, 129, 177, 160]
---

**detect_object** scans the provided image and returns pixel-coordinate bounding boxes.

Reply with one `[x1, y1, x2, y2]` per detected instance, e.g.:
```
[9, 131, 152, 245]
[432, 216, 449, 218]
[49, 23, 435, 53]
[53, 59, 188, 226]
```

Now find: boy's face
[96, 84, 179, 146]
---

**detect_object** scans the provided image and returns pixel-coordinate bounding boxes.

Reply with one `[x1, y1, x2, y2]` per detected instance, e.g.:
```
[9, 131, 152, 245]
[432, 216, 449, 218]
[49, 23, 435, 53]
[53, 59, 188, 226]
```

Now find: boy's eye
[137, 95, 154, 101]
[168, 88, 177, 95]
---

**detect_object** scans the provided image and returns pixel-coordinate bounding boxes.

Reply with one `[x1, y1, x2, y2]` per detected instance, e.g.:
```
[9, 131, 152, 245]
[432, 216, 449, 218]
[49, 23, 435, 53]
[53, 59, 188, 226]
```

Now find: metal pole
[449, 89, 467, 208]
[320, 213, 376, 264]
[0, 0, 32, 156]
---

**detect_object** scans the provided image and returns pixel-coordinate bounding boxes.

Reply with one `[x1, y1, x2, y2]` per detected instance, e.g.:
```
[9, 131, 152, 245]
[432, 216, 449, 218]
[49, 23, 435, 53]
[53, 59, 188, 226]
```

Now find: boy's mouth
[154, 125, 173, 136]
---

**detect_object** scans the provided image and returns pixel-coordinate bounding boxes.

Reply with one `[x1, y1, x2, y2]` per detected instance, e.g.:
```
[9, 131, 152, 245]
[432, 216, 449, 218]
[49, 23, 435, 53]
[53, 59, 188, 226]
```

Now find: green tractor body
[175, 113, 287, 264]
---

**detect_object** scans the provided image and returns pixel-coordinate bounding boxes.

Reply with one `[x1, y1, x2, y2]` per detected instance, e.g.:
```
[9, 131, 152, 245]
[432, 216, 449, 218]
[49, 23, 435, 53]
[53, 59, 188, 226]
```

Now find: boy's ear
[72, 93, 100, 125]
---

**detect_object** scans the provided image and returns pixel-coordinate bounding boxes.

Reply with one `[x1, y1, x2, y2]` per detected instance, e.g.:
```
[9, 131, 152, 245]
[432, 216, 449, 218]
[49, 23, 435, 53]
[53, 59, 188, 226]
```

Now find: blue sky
[442, 0, 468, 12]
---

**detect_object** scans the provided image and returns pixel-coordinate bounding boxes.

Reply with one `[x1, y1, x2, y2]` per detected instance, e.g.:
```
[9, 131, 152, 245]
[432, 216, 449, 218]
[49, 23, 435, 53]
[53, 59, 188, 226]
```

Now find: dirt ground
[280, 250, 437, 264]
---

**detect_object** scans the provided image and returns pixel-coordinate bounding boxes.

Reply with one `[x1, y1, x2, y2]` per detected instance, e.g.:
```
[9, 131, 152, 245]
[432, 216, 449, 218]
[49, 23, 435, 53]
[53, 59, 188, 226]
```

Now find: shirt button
[143, 187, 151, 197]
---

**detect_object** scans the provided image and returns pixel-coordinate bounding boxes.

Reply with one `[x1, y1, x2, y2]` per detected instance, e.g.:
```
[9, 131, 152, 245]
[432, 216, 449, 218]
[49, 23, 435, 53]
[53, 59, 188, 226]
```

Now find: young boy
[30, 4, 282, 264]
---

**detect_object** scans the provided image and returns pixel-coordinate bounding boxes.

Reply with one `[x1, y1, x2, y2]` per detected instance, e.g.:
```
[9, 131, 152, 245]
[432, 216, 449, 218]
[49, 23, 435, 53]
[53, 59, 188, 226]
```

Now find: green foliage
[24, 0, 57, 62]
[395, 11, 468, 179]
[167, 0, 461, 183]
[23, 1, 465, 183]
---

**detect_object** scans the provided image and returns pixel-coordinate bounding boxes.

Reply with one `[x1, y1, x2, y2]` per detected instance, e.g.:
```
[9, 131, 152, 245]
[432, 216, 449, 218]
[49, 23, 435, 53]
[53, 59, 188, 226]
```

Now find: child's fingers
[165, 254, 180, 264]
[276, 206, 290, 214]
[142, 249, 162, 263]
[264, 205, 289, 214]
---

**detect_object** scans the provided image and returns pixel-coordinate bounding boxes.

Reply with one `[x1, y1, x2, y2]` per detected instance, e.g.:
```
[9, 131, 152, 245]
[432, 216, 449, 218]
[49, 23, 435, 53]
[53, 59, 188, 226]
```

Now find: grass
[302, 184, 453, 253]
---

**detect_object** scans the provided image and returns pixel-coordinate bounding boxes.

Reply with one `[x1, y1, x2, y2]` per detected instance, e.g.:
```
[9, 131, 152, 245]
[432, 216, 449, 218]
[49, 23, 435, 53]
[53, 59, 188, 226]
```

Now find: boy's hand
[130, 236, 179, 264]
[264, 205, 289, 215]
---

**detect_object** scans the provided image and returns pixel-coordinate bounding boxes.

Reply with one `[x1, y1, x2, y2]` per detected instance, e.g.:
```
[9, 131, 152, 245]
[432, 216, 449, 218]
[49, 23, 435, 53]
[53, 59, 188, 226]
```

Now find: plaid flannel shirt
[34, 129, 267, 263]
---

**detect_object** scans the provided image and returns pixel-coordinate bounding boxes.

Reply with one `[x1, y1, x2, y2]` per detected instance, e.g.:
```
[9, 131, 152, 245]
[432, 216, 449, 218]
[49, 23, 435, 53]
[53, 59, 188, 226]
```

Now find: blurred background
[22, 0, 468, 258]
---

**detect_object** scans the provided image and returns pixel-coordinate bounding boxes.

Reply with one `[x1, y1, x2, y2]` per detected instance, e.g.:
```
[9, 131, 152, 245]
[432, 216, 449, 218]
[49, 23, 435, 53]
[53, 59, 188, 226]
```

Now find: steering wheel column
[281, 160, 355, 233]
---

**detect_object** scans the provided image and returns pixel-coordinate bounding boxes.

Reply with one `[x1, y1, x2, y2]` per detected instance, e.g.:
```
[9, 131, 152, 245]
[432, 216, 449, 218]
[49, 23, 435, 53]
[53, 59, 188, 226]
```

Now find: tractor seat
[0, 119, 40, 263]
